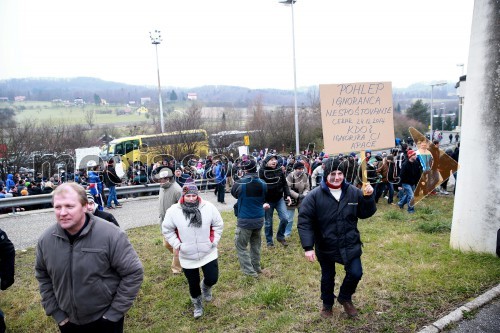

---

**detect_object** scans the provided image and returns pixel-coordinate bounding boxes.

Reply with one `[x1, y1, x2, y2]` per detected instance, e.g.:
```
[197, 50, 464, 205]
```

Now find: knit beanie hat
[241, 159, 257, 172]
[323, 158, 347, 175]
[407, 149, 416, 158]
[182, 183, 199, 196]
[86, 193, 95, 203]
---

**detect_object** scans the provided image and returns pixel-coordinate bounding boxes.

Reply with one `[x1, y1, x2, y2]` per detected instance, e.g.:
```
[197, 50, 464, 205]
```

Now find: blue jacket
[298, 180, 376, 264]
[214, 162, 226, 185]
[231, 173, 267, 229]
[5, 174, 15, 192]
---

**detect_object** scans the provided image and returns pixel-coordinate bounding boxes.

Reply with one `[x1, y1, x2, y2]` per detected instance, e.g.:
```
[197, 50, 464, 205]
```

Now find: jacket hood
[7, 174, 13, 180]
[263, 154, 277, 165]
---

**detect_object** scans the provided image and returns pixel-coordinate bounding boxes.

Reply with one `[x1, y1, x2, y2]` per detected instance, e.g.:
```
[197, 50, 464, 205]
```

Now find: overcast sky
[0, 0, 473, 90]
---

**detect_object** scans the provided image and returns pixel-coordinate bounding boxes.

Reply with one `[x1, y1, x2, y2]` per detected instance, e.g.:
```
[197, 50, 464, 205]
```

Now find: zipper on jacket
[69, 242, 80, 323]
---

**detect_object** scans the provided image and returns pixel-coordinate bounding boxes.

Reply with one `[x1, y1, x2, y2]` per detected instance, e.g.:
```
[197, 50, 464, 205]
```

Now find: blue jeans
[264, 198, 289, 245]
[285, 208, 296, 237]
[317, 254, 363, 307]
[398, 184, 415, 212]
[106, 185, 119, 207]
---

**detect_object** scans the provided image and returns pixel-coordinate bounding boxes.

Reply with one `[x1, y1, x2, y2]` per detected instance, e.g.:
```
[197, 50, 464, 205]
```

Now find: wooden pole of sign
[360, 150, 368, 195]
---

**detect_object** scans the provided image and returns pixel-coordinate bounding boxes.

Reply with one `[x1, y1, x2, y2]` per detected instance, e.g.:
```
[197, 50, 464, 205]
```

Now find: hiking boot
[338, 299, 358, 318]
[320, 306, 333, 318]
[191, 296, 204, 319]
[200, 279, 213, 302]
[277, 239, 289, 247]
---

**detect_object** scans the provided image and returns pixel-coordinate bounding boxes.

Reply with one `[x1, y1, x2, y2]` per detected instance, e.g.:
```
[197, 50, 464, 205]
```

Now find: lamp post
[429, 81, 446, 139]
[150, 30, 164, 133]
[279, 0, 300, 156]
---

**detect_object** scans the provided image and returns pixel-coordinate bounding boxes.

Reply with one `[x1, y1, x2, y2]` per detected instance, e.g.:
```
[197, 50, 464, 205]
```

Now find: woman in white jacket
[162, 183, 224, 319]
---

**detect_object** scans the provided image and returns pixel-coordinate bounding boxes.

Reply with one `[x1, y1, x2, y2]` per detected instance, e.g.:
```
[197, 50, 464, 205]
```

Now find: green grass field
[2, 101, 149, 126]
[1, 195, 499, 332]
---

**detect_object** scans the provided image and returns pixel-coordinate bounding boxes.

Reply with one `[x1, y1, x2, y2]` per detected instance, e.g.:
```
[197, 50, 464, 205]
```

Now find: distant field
[2, 101, 151, 125]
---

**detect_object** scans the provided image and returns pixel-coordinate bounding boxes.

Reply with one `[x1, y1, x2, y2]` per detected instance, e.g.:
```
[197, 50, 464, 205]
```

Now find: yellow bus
[102, 129, 209, 168]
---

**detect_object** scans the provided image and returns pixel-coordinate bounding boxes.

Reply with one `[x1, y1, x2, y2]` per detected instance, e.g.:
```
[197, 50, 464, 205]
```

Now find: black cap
[293, 161, 305, 170]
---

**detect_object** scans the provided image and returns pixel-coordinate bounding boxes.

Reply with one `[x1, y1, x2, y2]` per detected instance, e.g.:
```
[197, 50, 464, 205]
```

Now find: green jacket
[35, 213, 144, 325]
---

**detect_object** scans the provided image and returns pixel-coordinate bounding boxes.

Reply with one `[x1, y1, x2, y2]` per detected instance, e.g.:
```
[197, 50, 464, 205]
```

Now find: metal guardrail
[0, 179, 218, 211]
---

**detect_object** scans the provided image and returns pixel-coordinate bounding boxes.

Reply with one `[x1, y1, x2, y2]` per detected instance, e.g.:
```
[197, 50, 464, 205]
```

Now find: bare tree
[85, 109, 96, 129]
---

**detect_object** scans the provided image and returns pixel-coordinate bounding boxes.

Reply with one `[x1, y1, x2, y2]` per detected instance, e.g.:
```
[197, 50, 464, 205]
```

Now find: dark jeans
[216, 183, 225, 203]
[59, 316, 124, 333]
[317, 254, 363, 307]
[375, 182, 394, 204]
[0, 309, 5, 333]
[183, 259, 219, 298]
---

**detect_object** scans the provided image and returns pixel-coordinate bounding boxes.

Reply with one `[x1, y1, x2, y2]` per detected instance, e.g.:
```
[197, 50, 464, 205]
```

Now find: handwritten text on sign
[319, 82, 395, 154]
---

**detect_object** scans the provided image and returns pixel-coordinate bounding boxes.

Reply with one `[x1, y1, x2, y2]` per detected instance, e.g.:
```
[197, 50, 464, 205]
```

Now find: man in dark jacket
[0, 228, 15, 333]
[397, 149, 422, 213]
[231, 159, 268, 277]
[259, 154, 292, 247]
[103, 159, 122, 209]
[298, 158, 376, 319]
[35, 183, 143, 332]
[86, 194, 120, 227]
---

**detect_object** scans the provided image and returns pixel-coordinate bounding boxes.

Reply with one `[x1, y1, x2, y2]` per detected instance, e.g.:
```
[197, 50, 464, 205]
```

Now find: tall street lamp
[429, 81, 446, 139]
[150, 30, 165, 133]
[280, 0, 300, 156]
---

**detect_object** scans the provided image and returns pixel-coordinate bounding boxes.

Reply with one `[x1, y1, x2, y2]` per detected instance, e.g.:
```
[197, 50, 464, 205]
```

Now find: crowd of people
[0, 135, 462, 330]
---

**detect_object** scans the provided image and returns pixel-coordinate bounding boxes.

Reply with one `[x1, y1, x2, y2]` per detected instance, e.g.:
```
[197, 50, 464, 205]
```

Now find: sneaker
[384, 196, 389, 199]
[115, 204, 123, 208]
[266, 243, 275, 248]
[440, 190, 449, 195]
[106, 206, 115, 209]
[338, 299, 358, 318]
[320, 306, 333, 318]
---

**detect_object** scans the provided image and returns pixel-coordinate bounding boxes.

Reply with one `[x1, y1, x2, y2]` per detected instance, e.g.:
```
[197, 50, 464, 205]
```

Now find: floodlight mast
[279, 0, 300, 156]
[150, 30, 165, 133]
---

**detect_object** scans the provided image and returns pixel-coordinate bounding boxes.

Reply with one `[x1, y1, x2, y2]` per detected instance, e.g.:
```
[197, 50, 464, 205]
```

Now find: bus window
[114, 143, 124, 156]
[124, 141, 134, 153]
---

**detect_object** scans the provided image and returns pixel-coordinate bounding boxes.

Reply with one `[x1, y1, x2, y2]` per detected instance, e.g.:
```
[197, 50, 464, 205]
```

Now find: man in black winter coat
[0, 228, 15, 333]
[103, 159, 122, 209]
[298, 158, 376, 319]
[259, 154, 292, 247]
[397, 149, 422, 213]
[86, 194, 120, 227]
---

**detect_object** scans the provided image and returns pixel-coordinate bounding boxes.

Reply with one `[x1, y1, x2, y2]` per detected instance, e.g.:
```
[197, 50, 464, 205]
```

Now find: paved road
[0, 190, 236, 251]
[445, 297, 500, 333]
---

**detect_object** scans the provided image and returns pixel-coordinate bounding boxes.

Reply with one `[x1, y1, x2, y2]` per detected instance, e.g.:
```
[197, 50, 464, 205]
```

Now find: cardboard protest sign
[319, 82, 395, 154]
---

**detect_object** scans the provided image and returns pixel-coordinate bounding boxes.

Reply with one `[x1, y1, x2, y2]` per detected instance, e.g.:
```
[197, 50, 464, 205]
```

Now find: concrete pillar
[450, 0, 500, 254]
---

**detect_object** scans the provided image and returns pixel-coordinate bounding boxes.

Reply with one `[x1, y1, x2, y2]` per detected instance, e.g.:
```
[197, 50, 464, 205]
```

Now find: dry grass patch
[0, 196, 498, 332]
